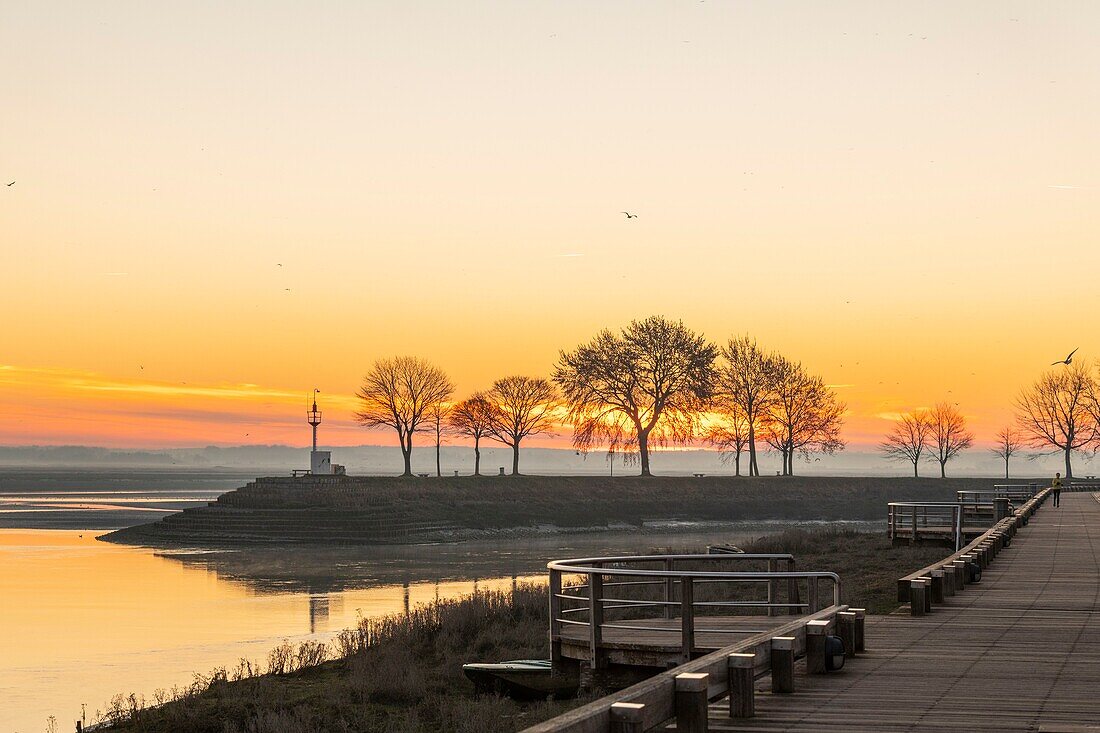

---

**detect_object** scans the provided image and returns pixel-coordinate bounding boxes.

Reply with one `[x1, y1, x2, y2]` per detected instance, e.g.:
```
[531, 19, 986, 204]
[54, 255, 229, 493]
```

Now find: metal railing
[888, 502, 965, 550]
[548, 553, 840, 665]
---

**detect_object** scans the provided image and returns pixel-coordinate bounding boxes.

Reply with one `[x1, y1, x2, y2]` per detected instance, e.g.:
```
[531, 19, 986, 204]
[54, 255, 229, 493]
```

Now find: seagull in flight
[5, 181, 13, 186]
[621, 211, 638, 219]
[1052, 347, 1078, 366]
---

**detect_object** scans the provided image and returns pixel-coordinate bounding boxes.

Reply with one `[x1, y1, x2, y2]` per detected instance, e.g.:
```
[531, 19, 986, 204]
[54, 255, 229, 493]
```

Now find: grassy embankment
[99, 528, 947, 733]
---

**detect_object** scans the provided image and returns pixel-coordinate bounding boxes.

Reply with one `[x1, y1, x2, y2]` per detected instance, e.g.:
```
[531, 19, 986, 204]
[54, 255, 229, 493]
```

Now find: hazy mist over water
[0, 444, 1093, 478]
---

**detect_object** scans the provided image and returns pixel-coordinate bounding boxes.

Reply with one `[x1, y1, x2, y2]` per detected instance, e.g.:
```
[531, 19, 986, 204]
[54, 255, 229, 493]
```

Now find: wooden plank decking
[707, 492, 1100, 731]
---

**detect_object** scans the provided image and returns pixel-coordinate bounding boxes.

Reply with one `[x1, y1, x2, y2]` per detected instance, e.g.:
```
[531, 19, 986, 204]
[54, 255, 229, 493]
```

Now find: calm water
[0, 473, 880, 732]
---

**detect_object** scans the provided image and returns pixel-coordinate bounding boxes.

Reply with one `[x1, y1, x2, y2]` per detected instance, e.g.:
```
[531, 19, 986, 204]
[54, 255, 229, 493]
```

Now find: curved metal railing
[547, 553, 841, 664]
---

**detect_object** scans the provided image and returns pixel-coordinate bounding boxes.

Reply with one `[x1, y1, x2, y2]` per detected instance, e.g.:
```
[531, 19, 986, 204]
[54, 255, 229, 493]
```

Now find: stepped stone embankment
[98, 474, 1002, 547]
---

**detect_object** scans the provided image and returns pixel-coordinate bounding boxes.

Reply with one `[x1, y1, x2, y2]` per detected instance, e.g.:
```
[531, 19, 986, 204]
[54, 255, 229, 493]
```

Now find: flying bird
[621, 211, 637, 219]
[6, 181, 13, 186]
[1052, 348, 1079, 366]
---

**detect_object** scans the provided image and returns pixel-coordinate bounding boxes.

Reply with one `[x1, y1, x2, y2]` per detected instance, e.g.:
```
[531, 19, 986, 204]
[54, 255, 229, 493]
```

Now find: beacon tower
[307, 389, 332, 475]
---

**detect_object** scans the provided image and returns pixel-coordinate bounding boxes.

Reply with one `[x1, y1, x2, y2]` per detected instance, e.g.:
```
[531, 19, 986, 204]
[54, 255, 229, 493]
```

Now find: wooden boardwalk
[707, 492, 1100, 732]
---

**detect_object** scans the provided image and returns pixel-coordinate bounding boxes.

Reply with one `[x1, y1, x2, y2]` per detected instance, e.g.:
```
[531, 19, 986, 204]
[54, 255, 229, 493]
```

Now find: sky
[2, 1, 1099, 451]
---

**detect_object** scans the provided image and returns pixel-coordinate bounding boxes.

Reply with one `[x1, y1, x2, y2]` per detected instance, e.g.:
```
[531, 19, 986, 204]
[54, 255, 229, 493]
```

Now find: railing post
[806, 619, 830, 673]
[549, 569, 562, 662]
[770, 637, 795, 693]
[930, 570, 945, 605]
[728, 653, 755, 718]
[911, 505, 917, 545]
[610, 702, 646, 733]
[994, 497, 1010, 522]
[808, 575, 819, 614]
[910, 579, 927, 616]
[767, 559, 779, 617]
[941, 565, 956, 597]
[664, 557, 675, 620]
[851, 608, 866, 652]
[589, 564, 604, 669]
[786, 558, 799, 615]
[680, 576, 695, 663]
[675, 672, 709, 733]
[838, 611, 857, 658]
[952, 559, 967, 589]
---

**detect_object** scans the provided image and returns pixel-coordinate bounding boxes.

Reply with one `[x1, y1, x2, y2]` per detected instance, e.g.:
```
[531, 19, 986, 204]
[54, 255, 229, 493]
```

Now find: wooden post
[610, 702, 646, 733]
[767, 558, 779, 617]
[589, 566, 604, 669]
[994, 497, 1010, 522]
[727, 653, 755, 718]
[664, 557, 675, 620]
[941, 565, 956, 597]
[910, 505, 917, 545]
[806, 619, 830, 673]
[549, 569, 562, 662]
[851, 608, 866, 652]
[910, 579, 927, 616]
[786, 558, 799, 615]
[952, 559, 967, 589]
[680, 576, 695, 663]
[930, 570, 945, 604]
[675, 672, 709, 733]
[808, 576, 819, 614]
[837, 611, 857, 658]
[770, 637, 795, 693]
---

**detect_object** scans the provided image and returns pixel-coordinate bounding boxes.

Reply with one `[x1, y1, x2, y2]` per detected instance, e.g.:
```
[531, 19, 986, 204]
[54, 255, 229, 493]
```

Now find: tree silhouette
[704, 402, 750, 476]
[426, 400, 452, 477]
[880, 410, 933, 477]
[484, 376, 557, 475]
[354, 357, 454, 477]
[990, 426, 1025, 480]
[1015, 364, 1098, 478]
[715, 337, 779, 476]
[555, 316, 717, 477]
[928, 402, 974, 478]
[760, 357, 846, 476]
[449, 394, 494, 476]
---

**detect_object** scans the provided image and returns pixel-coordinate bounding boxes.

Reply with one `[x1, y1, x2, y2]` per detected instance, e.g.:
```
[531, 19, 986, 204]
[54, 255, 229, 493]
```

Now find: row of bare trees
[879, 403, 975, 477]
[880, 361, 1100, 479]
[355, 317, 847, 477]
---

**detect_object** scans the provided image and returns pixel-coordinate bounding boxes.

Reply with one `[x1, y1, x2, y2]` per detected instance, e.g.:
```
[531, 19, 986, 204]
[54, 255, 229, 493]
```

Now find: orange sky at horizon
[3, 2, 1099, 451]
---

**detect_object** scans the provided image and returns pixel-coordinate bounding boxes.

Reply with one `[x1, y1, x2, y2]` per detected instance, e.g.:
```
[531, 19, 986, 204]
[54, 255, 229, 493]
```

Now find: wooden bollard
[805, 620, 830, 674]
[954, 556, 972, 585]
[952, 559, 967, 589]
[770, 637, 795, 693]
[610, 702, 646, 733]
[837, 611, 857, 658]
[675, 672, 709, 732]
[930, 570, 945, 604]
[941, 566, 956, 596]
[851, 608, 866, 652]
[910, 579, 927, 616]
[917, 576, 932, 612]
[727, 653, 755, 718]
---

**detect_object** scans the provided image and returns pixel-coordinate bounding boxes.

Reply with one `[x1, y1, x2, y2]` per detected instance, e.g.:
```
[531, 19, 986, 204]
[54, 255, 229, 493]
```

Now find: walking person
[1052, 472, 1063, 507]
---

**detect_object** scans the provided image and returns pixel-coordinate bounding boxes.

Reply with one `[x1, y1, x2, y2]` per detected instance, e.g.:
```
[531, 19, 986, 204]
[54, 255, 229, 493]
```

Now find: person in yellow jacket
[1052, 472, 1063, 507]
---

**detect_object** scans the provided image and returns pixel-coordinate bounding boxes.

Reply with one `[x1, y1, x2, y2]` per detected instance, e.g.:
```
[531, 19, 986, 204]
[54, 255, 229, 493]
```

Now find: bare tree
[1015, 364, 1098, 478]
[760, 357, 846, 476]
[704, 402, 750, 476]
[426, 400, 452, 477]
[990, 426, 1025, 480]
[554, 316, 717, 477]
[928, 402, 974, 478]
[880, 410, 933, 477]
[354, 357, 454, 477]
[715, 336, 779, 477]
[484, 376, 557, 475]
[448, 394, 494, 476]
